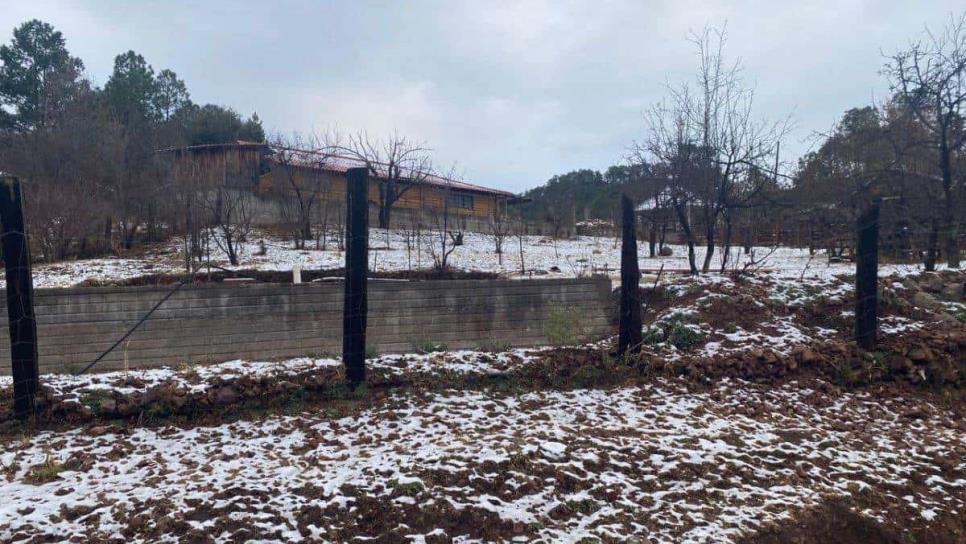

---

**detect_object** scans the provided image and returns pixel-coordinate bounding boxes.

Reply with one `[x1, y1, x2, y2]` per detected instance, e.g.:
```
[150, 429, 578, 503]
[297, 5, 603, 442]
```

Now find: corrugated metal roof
[271, 152, 514, 197]
[160, 141, 515, 198]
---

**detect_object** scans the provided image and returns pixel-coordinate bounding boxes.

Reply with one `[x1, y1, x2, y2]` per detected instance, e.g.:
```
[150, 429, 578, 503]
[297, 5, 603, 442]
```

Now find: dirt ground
[0, 268, 963, 543]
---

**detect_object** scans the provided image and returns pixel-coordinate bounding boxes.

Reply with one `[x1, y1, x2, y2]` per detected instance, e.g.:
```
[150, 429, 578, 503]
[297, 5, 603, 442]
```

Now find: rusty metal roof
[159, 141, 515, 198]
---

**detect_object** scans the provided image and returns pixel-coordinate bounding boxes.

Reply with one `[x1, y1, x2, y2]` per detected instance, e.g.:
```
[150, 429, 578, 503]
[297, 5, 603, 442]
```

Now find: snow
[18, 229, 946, 289]
[1, 379, 961, 542]
[0, 349, 544, 401]
[2, 229, 961, 541]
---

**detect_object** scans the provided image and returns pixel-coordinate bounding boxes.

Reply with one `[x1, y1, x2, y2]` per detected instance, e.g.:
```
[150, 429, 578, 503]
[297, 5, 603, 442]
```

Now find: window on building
[446, 193, 474, 210]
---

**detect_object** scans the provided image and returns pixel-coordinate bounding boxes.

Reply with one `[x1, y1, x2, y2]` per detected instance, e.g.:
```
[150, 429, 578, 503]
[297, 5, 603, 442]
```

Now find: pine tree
[0, 19, 85, 131]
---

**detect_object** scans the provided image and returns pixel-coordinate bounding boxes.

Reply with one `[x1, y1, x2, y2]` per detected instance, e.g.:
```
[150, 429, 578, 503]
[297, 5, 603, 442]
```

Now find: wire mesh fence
[0, 164, 962, 423]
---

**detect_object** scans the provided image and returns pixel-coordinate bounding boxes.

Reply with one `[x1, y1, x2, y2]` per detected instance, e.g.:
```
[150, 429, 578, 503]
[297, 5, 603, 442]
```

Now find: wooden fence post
[855, 199, 880, 350]
[618, 194, 642, 356]
[0, 177, 39, 418]
[343, 167, 369, 386]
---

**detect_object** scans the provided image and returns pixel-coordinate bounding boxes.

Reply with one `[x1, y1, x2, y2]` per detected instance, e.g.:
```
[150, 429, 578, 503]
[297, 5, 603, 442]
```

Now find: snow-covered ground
[22, 229, 942, 288]
[1, 253, 962, 541]
[0, 379, 962, 542]
[0, 349, 543, 401]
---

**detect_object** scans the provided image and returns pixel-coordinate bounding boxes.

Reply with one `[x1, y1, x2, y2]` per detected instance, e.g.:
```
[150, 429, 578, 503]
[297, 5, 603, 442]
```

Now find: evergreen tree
[239, 111, 264, 142]
[154, 68, 190, 120]
[186, 104, 264, 145]
[101, 50, 158, 126]
[0, 19, 85, 131]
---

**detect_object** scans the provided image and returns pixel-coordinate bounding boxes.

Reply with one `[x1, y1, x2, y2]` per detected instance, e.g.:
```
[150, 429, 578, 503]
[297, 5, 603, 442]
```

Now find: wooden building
[159, 141, 516, 232]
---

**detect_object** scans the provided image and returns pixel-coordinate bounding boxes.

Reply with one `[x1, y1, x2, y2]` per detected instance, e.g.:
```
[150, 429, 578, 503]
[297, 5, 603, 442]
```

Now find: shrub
[643, 325, 665, 345]
[392, 479, 425, 496]
[545, 305, 582, 346]
[26, 453, 64, 484]
[476, 339, 512, 353]
[667, 322, 704, 351]
[643, 311, 704, 351]
[412, 340, 447, 354]
[80, 390, 110, 412]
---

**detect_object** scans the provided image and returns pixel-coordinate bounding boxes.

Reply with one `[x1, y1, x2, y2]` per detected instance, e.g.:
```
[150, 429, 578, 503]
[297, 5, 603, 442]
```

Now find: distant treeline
[0, 19, 264, 260]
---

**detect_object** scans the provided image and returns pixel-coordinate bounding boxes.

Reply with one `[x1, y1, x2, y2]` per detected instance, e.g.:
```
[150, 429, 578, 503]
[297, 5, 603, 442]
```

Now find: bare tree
[3, 93, 112, 261]
[269, 133, 335, 249]
[203, 187, 253, 266]
[405, 214, 421, 270]
[634, 25, 787, 274]
[427, 171, 461, 271]
[489, 208, 511, 266]
[315, 197, 342, 251]
[340, 131, 433, 230]
[688, 27, 788, 272]
[635, 97, 702, 274]
[514, 213, 528, 276]
[884, 12, 966, 268]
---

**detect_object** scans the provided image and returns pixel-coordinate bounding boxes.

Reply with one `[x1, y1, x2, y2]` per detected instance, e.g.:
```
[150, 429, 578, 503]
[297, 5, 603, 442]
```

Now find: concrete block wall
[0, 277, 614, 375]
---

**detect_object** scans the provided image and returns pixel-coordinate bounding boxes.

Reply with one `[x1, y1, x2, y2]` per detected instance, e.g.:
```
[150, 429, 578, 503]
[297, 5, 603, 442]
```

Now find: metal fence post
[855, 199, 880, 350]
[618, 194, 642, 356]
[343, 167, 369, 386]
[0, 176, 39, 418]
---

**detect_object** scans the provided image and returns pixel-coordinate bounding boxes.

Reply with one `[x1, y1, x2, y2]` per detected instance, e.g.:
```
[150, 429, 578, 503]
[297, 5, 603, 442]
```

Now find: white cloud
[1, 0, 964, 191]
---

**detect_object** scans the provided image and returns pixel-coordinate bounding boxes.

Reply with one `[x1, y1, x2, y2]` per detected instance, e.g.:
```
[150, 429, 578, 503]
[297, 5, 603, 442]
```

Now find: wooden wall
[257, 168, 501, 219]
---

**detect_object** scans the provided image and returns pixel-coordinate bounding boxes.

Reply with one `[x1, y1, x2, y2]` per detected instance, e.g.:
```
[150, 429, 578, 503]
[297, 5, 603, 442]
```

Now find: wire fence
[3, 169, 966, 420]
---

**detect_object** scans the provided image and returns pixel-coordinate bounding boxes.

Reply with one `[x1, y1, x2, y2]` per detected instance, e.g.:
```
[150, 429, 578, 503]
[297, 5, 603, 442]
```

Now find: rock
[659, 246, 673, 257]
[214, 386, 239, 405]
[936, 312, 961, 324]
[0, 420, 21, 434]
[920, 273, 945, 293]
[75, 405, 94, 421]
[907, 347, 934, 363]
[940, 282, 964, 301]
[88, 425, 114, 437]
[117, 399, 139, 417]
[885, 354, 911, 372]
[795, 347, 819, 364]
[902, 407, 926, 420]
[98, 399, 117, 415]
[912, 290, 940, 310]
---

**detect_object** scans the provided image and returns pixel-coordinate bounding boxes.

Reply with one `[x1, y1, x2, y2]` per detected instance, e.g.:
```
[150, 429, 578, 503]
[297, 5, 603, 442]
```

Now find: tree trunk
[673, 203, 698, 274]
[720, 213, 733, 273]
[378, 182, 395, 230]
[302, 220, 312, 243]
[701, 231, 715, 274]
[937, 123, 960, 269]
[618, 195, 642, 357]
[941, 165, 959, 268]
[925, 219, 939, 272]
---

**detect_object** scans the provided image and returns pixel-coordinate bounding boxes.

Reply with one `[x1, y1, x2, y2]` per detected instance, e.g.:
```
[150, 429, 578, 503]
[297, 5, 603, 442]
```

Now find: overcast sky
[1, 1, 962, 192]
